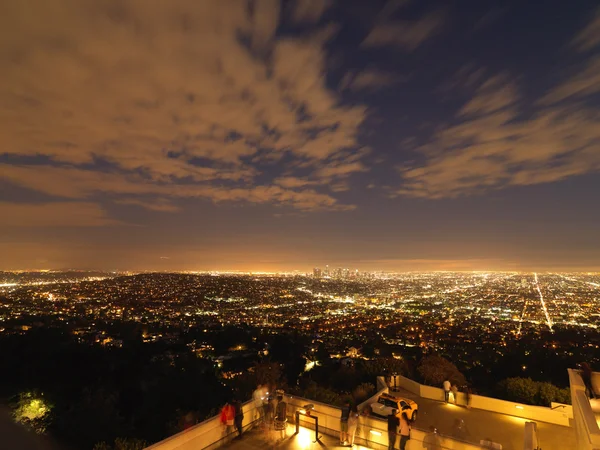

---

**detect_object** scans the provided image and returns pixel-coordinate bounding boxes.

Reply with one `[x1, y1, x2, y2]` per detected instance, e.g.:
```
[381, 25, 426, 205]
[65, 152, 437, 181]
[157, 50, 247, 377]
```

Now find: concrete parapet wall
[396, 374, 420, 396]
[568, 369, 600, 450]
[470, 394, 569, 426]
[144, 401, 260, 450]
[396, 375, 570, 426]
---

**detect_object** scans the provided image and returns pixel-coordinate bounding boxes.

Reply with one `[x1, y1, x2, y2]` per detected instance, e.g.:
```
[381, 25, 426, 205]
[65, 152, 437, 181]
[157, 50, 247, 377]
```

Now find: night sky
[1, 0, 599, 272]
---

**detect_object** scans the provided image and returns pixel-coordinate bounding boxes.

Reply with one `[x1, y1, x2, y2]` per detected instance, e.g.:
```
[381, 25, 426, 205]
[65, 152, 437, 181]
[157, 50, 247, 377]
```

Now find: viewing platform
[145, 373, 591, 450]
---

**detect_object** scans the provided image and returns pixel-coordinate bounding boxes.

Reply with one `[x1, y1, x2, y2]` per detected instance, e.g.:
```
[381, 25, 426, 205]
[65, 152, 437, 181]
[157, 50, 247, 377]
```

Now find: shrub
[496, 377, 571, 406]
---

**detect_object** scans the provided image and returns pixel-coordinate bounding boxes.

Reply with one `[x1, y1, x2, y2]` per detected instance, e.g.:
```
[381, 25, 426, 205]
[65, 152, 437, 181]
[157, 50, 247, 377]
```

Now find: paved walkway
[388, 388, 576, 450]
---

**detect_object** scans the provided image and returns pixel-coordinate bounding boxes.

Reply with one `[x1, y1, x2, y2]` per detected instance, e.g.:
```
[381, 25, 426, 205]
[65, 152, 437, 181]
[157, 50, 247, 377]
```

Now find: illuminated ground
[225, 424, 363, 450]
[388, 388, 576, 450]
[590, 398, 600, 428]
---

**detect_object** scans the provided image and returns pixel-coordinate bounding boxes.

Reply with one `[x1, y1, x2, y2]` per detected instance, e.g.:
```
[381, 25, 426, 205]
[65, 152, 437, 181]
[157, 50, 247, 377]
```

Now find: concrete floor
[387, 388, 576, 450]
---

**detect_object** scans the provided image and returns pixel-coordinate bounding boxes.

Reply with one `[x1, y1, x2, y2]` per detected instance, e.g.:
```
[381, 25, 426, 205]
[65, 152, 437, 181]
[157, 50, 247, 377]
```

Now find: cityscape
[2, 0, 600, 449]
[2, 269, 599, 379]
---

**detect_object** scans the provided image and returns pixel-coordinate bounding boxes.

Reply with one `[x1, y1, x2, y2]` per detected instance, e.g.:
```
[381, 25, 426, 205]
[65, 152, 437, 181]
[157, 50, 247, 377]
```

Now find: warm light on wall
[370, 430, 382, 436]
[515, 405, 524, 410]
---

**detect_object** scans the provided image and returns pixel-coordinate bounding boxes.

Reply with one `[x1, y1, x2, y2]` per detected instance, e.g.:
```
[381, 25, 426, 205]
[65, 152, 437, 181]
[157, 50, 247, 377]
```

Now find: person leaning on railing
[581, 362, 597, 399]
[220, 401, 235, 435]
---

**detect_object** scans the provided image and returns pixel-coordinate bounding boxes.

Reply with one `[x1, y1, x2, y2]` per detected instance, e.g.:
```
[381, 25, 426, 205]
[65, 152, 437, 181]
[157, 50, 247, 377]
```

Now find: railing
[285, 390, 482, 450]
[395, 374, 570, 426]
[568, 369, 600, 450]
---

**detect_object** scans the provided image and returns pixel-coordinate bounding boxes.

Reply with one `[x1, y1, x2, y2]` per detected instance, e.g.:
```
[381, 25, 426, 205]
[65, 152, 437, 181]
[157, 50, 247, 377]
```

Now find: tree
[297, 381, 343, 406]
[496, 378, 571, 406]
[315, 343, 330, 363]
[417, 355, 466, 387]
[114, 438, 148, 450]
[93, 438, 148, 450]
[254, 361, 283, 387]
[359, 357, 407, 381]
[12, 391, 53, 434]
[352, 383, 375, 404]
[497, 377, 539, 404]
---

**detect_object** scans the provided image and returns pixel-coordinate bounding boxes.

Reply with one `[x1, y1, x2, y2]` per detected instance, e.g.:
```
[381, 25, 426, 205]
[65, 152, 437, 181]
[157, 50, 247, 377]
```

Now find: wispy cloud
[458, 74, 518, 116]
[539, 56, 600, 104]
[397, 73, 600, 198]
[288, 0, 332, 24]
[393, 9, 600, 200]
[340, 68, 406, 91]
[571, 6, 600, 51]
[0, 202, 120, 227]
[362, 10, 445, 51]
[114, 198, 180, 213]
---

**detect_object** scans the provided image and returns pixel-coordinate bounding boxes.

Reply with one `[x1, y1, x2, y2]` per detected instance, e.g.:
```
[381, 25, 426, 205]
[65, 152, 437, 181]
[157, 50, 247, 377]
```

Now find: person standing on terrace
[451, 384, 458, 404]
[340, 399, 350, 445]
[253, 385, 265, 424]
[399, 412, 411, 450]
[387, 408, 399, 450]
[443, 380, 451, 403]
[347, 404, 359, 447]
[232, 399, 244, 438]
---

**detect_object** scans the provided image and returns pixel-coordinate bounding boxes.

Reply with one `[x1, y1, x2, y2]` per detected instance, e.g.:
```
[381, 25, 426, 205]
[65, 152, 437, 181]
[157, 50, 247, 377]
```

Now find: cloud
[362, 11, 444, 51]
[397, 73, 600, 198]
[0, 202, 119, 227]
[458, 74, 518, 116]
[571, 7, 600, 51]
[1, 164, 353, 211]
[0, 0, 366, 217]
[288, 0, 332, 24]
[539, 56, 600, 104]
[274, 177, 316, 189]
[339, 69, 405, 91]
[114, 198, 180, 212]
[437, 64, 487, 94]
[401, 5, 600, 199]
[314, 161, 367, 180]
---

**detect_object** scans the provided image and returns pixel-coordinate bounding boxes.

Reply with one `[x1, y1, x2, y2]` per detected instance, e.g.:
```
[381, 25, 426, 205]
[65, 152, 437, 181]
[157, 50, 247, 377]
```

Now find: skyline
[1, 0, 600, 271]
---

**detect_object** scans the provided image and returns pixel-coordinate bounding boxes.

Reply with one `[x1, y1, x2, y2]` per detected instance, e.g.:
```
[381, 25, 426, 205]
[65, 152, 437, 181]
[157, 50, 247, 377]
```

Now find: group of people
[339, 400, 360, 446]
[219, 399, 244, 438]
[220, 384, 288, 441]
[252, 384, 288, 439]
[387, 409, 412, 450]
[442, 380, 472, 408]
